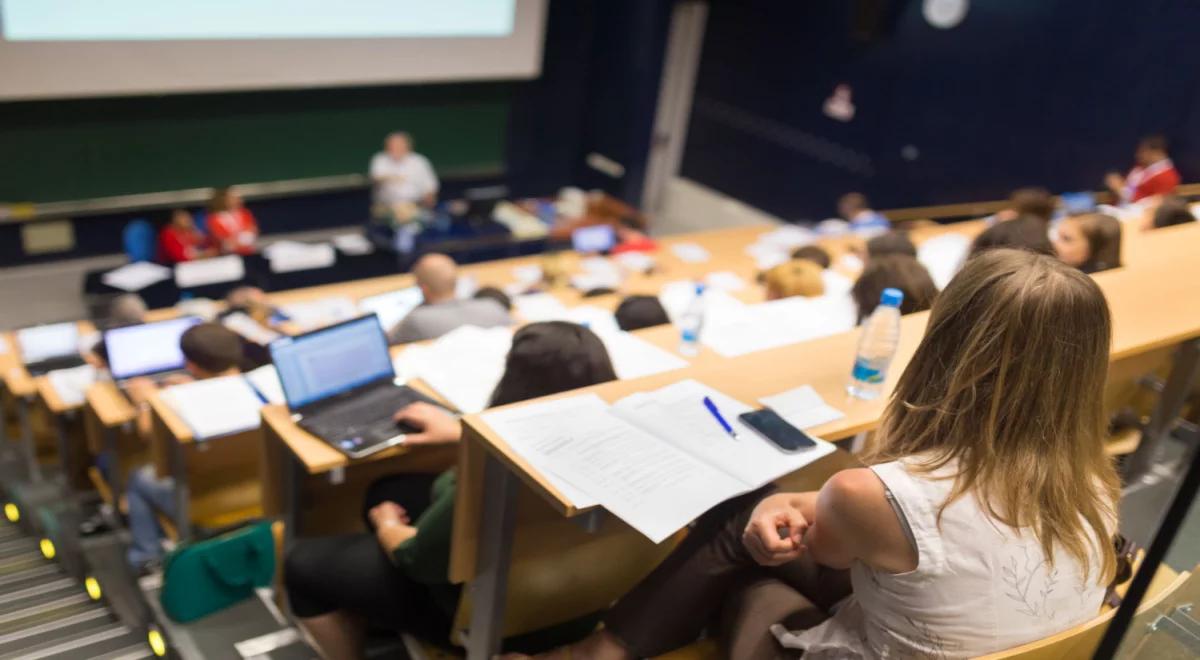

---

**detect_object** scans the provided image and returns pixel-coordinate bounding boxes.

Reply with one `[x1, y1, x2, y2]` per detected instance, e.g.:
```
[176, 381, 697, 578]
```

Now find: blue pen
[703, 396, 739, 440]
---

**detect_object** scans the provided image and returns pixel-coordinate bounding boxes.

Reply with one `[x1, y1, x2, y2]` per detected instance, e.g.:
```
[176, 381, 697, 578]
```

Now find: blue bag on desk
[160, 521, 275, 622]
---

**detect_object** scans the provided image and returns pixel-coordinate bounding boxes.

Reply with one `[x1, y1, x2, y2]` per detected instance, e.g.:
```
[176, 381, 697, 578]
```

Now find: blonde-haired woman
[763, 260, 825, 300]
[517, 249, 1119, 659]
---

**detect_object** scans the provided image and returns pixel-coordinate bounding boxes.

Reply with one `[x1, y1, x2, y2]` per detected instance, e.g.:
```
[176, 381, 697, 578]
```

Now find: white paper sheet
[358, 287, 424, 333]
[917, 232, 971, 290]
[413, 326, 513, 414]
[159, 375, 263, 440]
[564, 306, 621, 335]
[658, 281, 748, 324]
[705, 271, 747, 293]
[221, 312, 283, 346]
[613, 251, 656, 273]
[175, 255, 245, 288]
[512, 264, 544, 285]
[670, 242, 711, 263]
[244, 364, 286, 406]
[267, 242, 336, 273]
[16, 323, 79, 363]
[332, 233, 373, 255]
[759, 385, 846, 430]
[278, 297, 358, 331]
[513, 293, 570, 322]
[46, 364, 97, 407]
[701, 296, 853, 358]
[101, 261, 172, 292]
[595, 329, 688, 380]
[456, 274, 479, 299]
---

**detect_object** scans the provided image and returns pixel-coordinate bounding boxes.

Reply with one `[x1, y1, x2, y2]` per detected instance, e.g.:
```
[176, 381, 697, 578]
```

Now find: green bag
[160, 521, 275, 623]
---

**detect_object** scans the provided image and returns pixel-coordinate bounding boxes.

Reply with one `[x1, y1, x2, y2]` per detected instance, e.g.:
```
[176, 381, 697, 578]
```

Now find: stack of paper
[278, 297, 359, 331]
[221, 312, 282, 346]
[493, 201, 549, 239]
[670, 242, 711, 263]
[759, 385, 845, 430]
[481, 380, 836, 542]
[917, 233, 970, 290]
[159, 375, 263, 440]
[596, 329, 689, 380]
[244, 364, 286, 405]
[410, 326, 513, 414]
[101, 262, 172, 292]
[266, 242, 337, 273]
[332, 233, 373, 256]
[46, 364, 97, 407]
[175, 255, 245, 288]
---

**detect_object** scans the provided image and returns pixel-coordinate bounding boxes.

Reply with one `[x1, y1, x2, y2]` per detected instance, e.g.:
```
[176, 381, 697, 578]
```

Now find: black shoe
[78, 512, 111, 537]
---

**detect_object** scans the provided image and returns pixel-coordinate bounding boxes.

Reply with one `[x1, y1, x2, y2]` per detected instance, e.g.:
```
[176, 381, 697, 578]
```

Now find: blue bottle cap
[694, 282, 706, 295]
[880, 287, 904, 307]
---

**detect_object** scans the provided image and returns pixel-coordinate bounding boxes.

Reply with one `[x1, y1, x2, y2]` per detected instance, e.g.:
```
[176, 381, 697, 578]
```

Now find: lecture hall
[0, 1, 1197, 658]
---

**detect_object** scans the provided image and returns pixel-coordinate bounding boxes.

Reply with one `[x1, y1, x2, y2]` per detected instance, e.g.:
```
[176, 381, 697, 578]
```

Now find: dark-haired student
[284, 322, 618, 659]
[474, 286, 514, 312]
[968, 215, 1055, 258]
[1105, 135, 1181, 205]
[517, 250, 1119, 660]
[994, 186, 1055, 224]
[123, 323, 245, 571]
[1054, 213, 1122, 274]
[865, 232, 917, 260]
[850, 255, 938, 323]
[1148, 195, 1197, 230]
[790, 245, 831, 270]
[615, 295, 670, 332]
[838, 193, 890, 232]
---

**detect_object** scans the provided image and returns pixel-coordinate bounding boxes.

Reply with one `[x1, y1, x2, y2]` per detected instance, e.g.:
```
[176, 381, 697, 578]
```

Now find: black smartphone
[738, 408, 818, 453]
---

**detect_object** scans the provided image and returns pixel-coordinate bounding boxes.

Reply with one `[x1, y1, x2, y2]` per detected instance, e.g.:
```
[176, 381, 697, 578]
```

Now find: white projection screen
[0, 0, 546, 101]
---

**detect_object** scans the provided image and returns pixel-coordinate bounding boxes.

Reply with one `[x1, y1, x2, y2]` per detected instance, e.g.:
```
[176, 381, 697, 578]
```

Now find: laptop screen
[16, 322, 79, 363]
[358, 287, 423, 332]
[105, 316, 203, 380]
[571, 224, 616, 253]
[271, 314, 395, 410]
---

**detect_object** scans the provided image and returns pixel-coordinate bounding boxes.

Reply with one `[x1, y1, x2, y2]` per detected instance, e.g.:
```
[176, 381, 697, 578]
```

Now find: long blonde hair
[866, 249, 1119, 583]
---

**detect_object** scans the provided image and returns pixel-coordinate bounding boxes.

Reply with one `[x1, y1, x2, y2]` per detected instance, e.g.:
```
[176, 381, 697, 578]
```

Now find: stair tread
[0, 612, 122, 659]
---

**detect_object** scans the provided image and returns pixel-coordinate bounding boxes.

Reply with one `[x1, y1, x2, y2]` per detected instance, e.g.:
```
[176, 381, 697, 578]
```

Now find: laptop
[17, 322, 85, 375]
[104, 316, 203, 383]
[270, 314, 444, 459]
[571, 224, 617, 254]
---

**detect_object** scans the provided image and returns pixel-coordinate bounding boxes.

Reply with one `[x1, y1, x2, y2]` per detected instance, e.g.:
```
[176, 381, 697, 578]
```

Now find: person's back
[391, 298, 511, 344]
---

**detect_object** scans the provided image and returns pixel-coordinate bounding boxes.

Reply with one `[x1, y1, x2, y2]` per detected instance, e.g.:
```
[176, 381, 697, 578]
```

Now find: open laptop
[270, 314, 443, 458]
[104, 316, 203, 383]
[571, 224, 617, 254]
[17, 322, 85, 375]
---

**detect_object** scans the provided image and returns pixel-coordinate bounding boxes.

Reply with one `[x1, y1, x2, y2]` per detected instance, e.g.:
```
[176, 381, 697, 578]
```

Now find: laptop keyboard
[301, 386, 428, 439]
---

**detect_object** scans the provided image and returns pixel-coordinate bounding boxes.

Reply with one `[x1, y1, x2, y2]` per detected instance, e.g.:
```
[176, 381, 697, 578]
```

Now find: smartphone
[738, 408, 818, 453]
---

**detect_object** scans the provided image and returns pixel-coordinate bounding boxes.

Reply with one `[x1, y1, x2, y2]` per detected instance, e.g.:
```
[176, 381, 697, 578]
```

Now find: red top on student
[206, 186, 259, 255]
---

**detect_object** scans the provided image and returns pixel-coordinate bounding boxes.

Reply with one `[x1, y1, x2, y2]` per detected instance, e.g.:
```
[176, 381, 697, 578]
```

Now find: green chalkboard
[0, 82, 511, 204]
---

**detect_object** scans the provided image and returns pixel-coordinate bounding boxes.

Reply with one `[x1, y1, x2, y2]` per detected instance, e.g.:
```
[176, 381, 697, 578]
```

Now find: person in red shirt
[206, 186, 260, 255]
[158, 209, 214, 263]
[1106, 135, 1181, 204]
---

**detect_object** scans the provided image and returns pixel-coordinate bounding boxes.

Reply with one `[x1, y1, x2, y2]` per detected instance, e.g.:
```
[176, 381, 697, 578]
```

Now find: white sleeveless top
[772, 459, 1109, 659]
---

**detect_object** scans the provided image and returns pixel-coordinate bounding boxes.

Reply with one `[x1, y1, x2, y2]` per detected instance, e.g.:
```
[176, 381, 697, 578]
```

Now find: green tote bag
[160, 521, 275, 623]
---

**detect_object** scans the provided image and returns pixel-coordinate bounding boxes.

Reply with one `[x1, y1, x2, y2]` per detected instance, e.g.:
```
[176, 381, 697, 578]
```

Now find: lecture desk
[448, 221, 1200, 659]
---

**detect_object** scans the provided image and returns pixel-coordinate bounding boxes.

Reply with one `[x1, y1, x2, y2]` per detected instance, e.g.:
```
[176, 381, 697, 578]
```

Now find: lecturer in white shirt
[370, 132, 439, 214]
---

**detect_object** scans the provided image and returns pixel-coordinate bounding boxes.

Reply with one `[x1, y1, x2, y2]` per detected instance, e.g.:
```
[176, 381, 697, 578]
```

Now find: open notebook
[481, 379, 836, 543]
[159, 375, 266, 440]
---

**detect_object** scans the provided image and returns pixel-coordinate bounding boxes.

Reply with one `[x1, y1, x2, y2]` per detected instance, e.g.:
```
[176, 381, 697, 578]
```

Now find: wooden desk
[32, 375, 90, 490]
[82, 380, 140, 498]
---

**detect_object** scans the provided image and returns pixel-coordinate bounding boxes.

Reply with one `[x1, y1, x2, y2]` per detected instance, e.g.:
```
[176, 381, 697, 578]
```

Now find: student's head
[412, 253, 458, 304]
[226, 286, 273, 322]
[1151, 196, 1196, 229]
[170, 208, 195, 230]
[490, 322, 617, 407]
[614, 295, 670, 332]
[385, 131, 412, 159]
[790, 245, 831, 270]
[851, 255, 938, 323]
[871, 249, 1119, 584]
[1135, 134, 1169, 166]
[865, 232, 917, 260]
[763, 260, 825, 301]
[209, 186, 242, 213]
[1008, 187, 1055, 224]
[1053, 213, 1122, 273]
[108, 294, 147, 327]
[968, 216, 1055, 259]
[179, 323, 243, 378]
[837, 192, 870, 220]
[474, 286, 513, 311]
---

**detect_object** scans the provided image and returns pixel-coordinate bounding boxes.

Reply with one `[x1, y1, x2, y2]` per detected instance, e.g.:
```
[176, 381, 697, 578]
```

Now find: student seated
[207, 186, 260, 256]
[389, 253, 513, 344]
[1148, 195, 1197, 230]
[838, 192, 890, 232]
[520, 249, 1120, 660]
[122, 323, 245, 572]
[284, 322, 618, 658]
[850, 255, 938, 323]
[474, 286, 514, 312]
[614, 295, 671, 331]
[968, 215, 1055, 258]
[763, 261, 825, 300]
[88, 293, 150, 371]
[790, 245, 831, 270]
[1105, 134, 1181, 205]
[864, 231, 917, 260]
[994, 186, 1055, 224]
[158, 208, 213, 264]
[1053, 213, 1122, 274]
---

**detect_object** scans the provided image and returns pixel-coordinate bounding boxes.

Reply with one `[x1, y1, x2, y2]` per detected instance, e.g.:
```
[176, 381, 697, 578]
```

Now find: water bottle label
[681, 328, 699, 343]
[852, 358, 884, 384]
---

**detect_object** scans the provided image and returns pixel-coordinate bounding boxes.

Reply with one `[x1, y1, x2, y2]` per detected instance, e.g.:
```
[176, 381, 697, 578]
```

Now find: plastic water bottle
[677, 283, 706, 357]
[847, 287, 904, 400]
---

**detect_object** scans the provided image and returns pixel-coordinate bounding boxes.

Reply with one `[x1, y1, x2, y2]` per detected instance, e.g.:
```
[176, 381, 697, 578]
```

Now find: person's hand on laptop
[394, 402, 461, 445]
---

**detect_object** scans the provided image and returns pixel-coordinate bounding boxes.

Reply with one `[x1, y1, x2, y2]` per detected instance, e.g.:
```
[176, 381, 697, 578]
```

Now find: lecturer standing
[370, 132, 439, 214]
